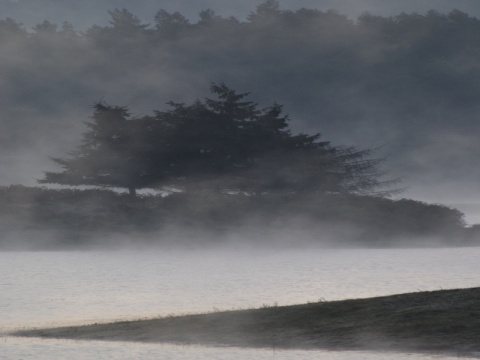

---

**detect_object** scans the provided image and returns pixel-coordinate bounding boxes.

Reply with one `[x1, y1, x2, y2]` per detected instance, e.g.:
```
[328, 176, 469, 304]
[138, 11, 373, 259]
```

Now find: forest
[3, 1, 480, 192]
[1, 83, 476, 249]
[2, 1, 480, 248]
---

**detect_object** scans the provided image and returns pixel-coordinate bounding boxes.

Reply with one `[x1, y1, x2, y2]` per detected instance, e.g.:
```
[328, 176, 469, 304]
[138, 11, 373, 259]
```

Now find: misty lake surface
[1, 247, 479, 359]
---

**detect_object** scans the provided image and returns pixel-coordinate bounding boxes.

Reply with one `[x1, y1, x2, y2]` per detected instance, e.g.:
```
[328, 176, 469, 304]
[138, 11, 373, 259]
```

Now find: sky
[3, 0, 480, 222]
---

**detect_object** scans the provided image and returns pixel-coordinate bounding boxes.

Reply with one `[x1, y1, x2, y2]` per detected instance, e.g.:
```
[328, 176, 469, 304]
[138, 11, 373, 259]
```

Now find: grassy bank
[13, 287, 480, 356]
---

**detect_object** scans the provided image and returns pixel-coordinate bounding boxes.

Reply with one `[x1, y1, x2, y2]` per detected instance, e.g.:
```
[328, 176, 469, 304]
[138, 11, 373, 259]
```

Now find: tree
[108, 8, 150, 34]
[248, 0, 282, 23]
[84, 8, 150, 48]
[39, 102, 169, 196]
[40, 84, 391, 197]
[198, 9, 223, 26]
[33, 20, 58, 34]
[153, 84, 391, 196]
[154, 9, 190, 38]
[0, 17, 26, 38]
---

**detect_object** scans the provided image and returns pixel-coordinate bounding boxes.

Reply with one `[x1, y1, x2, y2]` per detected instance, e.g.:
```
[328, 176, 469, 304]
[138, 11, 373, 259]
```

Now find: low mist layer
[1, 185, 475, 250]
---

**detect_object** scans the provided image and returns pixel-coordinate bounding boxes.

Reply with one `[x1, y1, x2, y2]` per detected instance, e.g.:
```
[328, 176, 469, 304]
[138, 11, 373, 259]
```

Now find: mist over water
[2, 247, 480, 358]
[2, 337, 467, 360]
[2, 1, 480, 359]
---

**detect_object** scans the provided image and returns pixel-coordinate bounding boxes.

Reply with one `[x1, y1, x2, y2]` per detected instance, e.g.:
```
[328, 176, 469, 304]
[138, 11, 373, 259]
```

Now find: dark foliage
[39, 84, 391, 197]
[39, 103, 165, 196]
[0, 186, 470, 249]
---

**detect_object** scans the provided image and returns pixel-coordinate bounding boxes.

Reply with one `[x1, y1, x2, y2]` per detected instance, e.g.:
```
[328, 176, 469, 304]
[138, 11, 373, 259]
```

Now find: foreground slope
[14, 287, 480, 356]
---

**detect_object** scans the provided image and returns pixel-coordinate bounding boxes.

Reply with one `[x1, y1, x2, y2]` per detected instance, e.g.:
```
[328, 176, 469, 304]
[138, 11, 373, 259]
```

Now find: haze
[1, 0, 480, 221]
[3, 4, 480, 358]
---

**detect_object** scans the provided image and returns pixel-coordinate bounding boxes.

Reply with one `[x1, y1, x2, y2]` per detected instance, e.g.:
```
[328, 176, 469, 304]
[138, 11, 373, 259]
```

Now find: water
[1, 247, 479, 359]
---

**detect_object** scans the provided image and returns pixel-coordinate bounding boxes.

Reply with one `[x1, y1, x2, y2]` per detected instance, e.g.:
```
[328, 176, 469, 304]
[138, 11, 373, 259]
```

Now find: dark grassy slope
[14, 287, 480, 356]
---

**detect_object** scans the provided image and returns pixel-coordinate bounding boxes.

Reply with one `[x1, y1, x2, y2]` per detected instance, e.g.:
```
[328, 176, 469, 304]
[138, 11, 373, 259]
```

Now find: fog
[0, 184, 470, 251]
[2, 5, 480, 359]
[4, 248, 480, 358]
[1, 0, 480, 239]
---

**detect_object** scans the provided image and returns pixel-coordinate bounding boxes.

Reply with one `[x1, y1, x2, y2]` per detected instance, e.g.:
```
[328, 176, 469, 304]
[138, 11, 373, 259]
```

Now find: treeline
[3, 1, 480, 185]
[0, 185, 474, 249]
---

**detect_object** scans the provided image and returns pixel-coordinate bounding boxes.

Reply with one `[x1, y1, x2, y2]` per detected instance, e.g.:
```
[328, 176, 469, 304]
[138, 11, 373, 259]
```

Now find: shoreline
[12, 287, 480, 356]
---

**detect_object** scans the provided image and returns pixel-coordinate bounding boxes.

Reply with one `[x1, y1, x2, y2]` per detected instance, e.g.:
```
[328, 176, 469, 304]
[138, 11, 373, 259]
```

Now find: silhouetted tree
[33, 20, 58, 34]
[0, 17, 26, 39]
[59, 21, 78, 39]
[39, 102, 169, 196]
[193, 84, 389, 196]
[84, 8, 150, 49]
[154, 9, 190, 38]
[108, 8, 150, 34]
[248, 0, 282, 23]
[198, 9, 223, 26]
[40, 84, 391, 197]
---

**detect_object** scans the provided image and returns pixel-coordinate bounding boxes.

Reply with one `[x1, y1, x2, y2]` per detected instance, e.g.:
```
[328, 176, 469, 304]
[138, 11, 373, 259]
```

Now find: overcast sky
[2, 0, 480, 30]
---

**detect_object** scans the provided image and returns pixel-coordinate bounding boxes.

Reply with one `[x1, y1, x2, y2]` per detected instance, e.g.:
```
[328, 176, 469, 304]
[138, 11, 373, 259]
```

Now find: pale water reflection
[1, 247, 479, 359]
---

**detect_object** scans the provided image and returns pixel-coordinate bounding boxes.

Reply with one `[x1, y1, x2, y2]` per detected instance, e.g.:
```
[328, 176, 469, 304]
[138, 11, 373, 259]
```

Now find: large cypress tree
[39, 102, 170, 196]
[40, 84, 391, 196]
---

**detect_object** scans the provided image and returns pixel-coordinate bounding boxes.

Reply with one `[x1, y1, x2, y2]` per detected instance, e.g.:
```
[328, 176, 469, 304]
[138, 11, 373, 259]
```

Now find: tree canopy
[39, 84, 390, 197]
